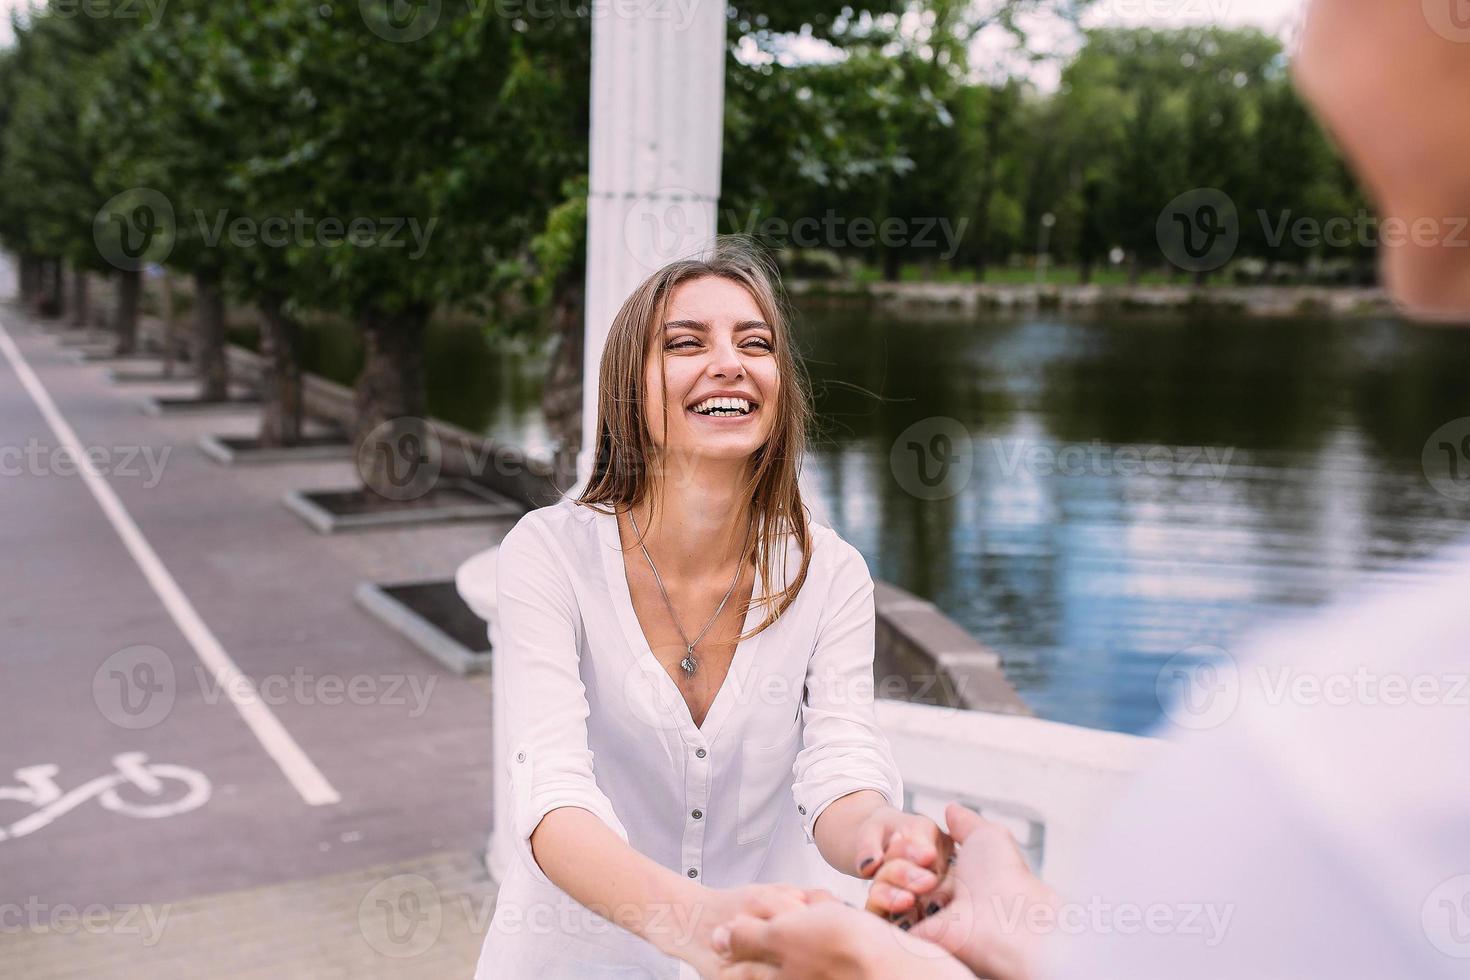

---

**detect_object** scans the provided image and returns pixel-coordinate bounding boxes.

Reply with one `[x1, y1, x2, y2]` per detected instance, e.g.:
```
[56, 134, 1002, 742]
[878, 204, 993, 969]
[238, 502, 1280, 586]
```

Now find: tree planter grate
[354, 580, 492, 676]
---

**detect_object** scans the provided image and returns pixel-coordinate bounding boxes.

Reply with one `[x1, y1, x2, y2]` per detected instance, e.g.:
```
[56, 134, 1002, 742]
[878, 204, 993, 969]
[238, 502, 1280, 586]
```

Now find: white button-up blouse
[469, 497, 904, 979]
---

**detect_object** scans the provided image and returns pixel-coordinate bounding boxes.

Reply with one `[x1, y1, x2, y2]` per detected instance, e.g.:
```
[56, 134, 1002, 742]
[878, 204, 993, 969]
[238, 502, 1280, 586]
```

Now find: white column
[577, 3, 729, 488]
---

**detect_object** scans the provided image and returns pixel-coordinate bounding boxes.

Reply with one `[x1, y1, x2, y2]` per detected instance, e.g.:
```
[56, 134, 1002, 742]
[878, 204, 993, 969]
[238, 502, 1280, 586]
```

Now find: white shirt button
[687, 868, 699, 878]
[692, 809, 703, 820]
[695, 748, 707, 759]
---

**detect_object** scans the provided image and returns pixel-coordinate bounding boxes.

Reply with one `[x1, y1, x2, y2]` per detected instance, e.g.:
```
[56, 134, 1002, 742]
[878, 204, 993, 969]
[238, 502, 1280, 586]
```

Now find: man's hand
[909, 804, 1059, 980]
[711, 898, 975, 980]
[666, 884, 833, 978]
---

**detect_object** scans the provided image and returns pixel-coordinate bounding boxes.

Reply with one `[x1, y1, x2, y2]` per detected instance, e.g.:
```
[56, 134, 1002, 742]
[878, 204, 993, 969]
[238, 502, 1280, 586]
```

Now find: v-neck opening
[593, 503, 767, 740]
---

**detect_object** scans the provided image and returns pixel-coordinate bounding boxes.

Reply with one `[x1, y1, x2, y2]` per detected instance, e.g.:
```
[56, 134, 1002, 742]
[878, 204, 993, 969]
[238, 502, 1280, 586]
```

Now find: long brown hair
[574, 236, 813, 640]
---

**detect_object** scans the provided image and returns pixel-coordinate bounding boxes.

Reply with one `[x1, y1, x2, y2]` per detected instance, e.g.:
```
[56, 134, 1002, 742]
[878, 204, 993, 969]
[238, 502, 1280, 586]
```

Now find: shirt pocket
[736, 710, 803, 845]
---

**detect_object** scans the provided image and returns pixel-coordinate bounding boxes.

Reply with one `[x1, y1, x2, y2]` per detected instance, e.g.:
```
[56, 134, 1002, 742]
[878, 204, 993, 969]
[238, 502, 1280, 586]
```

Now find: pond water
[279, 305, 1470, 735]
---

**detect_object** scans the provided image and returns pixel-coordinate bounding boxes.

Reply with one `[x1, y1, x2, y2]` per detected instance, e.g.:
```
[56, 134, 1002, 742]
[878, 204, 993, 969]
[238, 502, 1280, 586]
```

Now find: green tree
[2, 5, 142, 342]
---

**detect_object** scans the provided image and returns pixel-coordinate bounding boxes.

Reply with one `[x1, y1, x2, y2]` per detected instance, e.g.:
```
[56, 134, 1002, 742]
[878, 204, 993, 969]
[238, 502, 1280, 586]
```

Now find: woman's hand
[853, 806, 952, 920]
[711, 899, 976, 980]
[661, 883, 834, 978]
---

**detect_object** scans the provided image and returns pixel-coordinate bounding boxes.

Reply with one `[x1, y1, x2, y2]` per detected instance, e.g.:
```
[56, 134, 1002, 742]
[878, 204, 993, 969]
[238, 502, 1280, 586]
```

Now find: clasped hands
[707, 803, 1058, 980]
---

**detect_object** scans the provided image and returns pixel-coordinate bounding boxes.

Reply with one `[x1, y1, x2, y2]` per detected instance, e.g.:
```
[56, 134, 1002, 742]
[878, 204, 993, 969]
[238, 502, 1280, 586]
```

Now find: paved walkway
[0, 304, 511, 975]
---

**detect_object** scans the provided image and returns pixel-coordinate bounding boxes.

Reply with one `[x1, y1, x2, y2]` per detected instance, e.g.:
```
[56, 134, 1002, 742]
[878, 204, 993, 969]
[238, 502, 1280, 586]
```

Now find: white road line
[0, 318, 341, 807]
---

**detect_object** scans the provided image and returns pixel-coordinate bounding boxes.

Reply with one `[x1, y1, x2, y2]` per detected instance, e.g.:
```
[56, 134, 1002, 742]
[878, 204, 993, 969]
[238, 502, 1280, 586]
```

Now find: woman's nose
[707, 343, 745, 379]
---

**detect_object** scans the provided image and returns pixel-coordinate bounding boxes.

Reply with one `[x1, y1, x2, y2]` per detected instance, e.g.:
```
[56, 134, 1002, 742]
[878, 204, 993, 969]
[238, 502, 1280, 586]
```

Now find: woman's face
[643, 275, 781, 468]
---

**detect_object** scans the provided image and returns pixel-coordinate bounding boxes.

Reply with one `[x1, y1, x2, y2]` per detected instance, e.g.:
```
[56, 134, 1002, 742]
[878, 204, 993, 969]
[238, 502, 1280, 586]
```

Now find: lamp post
[1035, 211, 1056, 286]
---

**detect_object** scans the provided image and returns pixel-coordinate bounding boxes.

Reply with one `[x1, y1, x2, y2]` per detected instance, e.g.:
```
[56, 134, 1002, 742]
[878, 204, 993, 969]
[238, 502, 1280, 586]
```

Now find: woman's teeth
[690, 397, 753, 416]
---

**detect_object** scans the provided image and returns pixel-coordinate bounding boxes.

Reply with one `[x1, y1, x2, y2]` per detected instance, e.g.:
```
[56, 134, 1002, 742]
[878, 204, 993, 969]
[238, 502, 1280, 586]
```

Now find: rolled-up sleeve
[791, 537, 904, 844]
[495, 516, 630, 886]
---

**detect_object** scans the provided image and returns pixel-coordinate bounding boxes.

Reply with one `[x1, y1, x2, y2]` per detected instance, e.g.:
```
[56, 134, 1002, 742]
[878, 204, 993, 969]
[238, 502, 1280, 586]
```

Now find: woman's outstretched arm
[793, 536, 945, 910]
[531, 806, 816, 975]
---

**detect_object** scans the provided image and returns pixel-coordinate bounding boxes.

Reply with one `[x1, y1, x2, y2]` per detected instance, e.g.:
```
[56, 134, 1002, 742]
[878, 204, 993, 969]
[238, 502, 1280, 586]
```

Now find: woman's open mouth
[687, 396, 758, 421]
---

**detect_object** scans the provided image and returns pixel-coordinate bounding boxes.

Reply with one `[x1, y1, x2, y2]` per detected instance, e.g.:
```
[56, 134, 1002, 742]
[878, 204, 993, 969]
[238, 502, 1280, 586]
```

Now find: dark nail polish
[859, 857, 875, 872]
[926, 903, 940, 916]
[898, 920, 912, 931]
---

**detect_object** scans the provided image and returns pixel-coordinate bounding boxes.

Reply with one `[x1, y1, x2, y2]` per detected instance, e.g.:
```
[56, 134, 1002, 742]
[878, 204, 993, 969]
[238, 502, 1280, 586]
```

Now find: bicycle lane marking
[0, 318, 340, 807]
[0, 754, 212, 842]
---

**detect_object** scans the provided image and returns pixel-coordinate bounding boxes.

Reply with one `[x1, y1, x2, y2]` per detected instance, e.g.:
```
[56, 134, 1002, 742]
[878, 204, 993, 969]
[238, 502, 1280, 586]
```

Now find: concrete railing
[875, 701, 1162, 889]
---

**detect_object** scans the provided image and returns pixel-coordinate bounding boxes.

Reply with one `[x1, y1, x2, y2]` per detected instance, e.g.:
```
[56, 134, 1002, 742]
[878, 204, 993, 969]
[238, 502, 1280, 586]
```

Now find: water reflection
[801, 305, 1470, 733]
[281, 306, 1470, 734]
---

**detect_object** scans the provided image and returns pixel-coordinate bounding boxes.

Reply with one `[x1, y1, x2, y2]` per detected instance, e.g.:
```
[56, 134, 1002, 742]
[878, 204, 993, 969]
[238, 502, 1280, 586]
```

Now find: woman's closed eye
[665, 338, 774, 352]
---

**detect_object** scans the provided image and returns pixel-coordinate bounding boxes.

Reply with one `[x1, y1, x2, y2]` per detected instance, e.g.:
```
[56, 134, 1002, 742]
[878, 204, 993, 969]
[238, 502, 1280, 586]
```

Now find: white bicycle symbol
[0, 752, 211, 843]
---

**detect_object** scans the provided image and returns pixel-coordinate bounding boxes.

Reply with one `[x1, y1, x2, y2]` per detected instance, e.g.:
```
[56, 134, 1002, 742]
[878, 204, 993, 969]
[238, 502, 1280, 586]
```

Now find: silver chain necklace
[628, 506, 754, 677]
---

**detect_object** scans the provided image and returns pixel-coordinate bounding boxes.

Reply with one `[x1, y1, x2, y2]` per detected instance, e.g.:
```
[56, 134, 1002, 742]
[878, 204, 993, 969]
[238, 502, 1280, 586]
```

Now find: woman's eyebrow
[662, 319, 772, 332]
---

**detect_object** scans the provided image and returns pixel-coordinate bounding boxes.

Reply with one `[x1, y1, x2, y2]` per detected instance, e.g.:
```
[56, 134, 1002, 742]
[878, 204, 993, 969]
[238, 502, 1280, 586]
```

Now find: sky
[982, 0, 1308, 88]
[0, 0, 1307, 64]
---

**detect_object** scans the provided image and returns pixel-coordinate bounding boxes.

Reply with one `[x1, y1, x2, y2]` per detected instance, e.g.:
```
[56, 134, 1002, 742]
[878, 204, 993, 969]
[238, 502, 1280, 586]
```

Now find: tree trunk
[1079, 258, 1094, 286]
[257, 292, 304, 448]
[353, 305, 430, 499]
[37, 258, 62, 318]
[68, 267, 89, 328]
[541, 279, 585, 488]
[193, 270, 229, 402]
[160, 270, 180, 378]
[881, 247, 902, 283]
[1127, 257, 1143, 287]
[18, 254, 39, 305]
[112, 270, 141, 355]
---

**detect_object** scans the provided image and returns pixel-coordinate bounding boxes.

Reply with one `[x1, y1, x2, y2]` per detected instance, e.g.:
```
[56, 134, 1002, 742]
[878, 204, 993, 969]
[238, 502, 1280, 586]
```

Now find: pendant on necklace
[680, 646, 699, 676]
